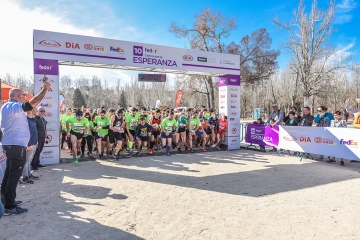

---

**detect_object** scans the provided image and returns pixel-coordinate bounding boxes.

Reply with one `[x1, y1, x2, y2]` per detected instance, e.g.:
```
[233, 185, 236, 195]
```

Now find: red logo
[231, 94, 237, 98]
[39, 78, 54, 83]
[39, 40, 61, 48]
[84, 44, 93, 50]
[41, 87, 53, 92]
[232, 128, 237, 134]
[182, 55, 193, 61]
[300, 137, 311, 142]
[43, 112, 53, 117]
[45, 134, 53, 144]
[220, 95, 225, 98]
[66, 42, 80, 49]
[314, 137, 322, 143]
[283, 135, 297, 141]
[231, 112, 237, 115]
[94, 45, 105, 51]
[323, 139, 334, 144]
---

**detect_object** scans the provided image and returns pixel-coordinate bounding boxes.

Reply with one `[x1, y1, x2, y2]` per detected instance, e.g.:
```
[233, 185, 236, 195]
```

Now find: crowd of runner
[60, 105, 229, 164]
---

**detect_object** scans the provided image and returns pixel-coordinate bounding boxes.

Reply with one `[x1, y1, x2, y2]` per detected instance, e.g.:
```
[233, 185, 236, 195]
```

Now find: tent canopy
[0, 81, 34, 101]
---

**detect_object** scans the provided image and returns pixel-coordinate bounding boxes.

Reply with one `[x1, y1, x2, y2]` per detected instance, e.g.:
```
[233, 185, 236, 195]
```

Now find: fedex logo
[340, 139, 358, 146]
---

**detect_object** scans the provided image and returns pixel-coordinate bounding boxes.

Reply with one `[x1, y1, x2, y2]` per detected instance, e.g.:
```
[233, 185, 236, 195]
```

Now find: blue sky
[0, 0, 358, 86]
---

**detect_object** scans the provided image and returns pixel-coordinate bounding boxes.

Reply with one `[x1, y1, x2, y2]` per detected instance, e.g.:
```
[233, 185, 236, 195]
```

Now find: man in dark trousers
[1, 82, 50, 216]
[31, 106, 48, 171]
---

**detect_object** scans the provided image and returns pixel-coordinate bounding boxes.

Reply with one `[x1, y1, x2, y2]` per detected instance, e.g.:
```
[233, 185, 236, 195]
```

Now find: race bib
[219, 125, 225, 129]
[179, 123, 186, 127]
[74, 125, 83, 131]
[165, 126, 172, 131]
[130, 121, 137, 127]
[98, 134, 104, 138]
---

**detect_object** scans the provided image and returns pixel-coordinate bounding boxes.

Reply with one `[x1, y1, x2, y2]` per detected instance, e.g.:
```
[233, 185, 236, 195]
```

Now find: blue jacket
[314, 112, 335, 126]
[27, 117, 38, 147]
[285, 119, 298, 126]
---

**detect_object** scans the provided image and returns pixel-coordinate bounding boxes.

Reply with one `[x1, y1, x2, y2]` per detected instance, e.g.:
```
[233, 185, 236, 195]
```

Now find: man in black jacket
[298, 107, 314, 127]
[31, 107, 48, 170]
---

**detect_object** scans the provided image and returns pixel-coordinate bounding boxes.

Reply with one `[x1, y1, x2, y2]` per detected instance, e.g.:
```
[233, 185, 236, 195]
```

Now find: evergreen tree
[72, 88, 86, 109]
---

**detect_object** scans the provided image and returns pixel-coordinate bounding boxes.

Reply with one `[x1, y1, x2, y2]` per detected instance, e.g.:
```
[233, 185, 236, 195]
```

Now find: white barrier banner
[279, 126, 360, 160]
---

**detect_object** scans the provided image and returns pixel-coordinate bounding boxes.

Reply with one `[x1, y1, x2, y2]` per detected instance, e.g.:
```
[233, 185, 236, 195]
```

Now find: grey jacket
[298, 114, 314, 127]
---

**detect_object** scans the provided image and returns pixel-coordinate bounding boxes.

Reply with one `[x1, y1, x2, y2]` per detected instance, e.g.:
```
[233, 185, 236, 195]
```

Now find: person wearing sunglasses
[1, 81, 51, 216]
[314, 106, 334, 161]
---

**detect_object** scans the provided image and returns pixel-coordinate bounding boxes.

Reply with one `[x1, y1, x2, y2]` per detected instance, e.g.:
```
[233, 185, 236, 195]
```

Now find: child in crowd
[328, 111, 347, 166]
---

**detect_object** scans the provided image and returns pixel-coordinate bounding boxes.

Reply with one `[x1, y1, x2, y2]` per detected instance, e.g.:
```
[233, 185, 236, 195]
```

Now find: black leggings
[61, 131, 71, 149]
[81, 135, 93, 154]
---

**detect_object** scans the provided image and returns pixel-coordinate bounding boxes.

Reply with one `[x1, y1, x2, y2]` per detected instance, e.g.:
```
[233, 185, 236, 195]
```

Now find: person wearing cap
[109, 110, 125, 160]
[265, 104, 284, 152]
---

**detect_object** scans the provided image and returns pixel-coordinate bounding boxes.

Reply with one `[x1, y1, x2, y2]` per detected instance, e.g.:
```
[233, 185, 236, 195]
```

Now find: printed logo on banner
[39, 78, 54, 83]
[230, 118, 235, 121]
[40, 103, 52, 108]
[220, 95, 225, 98]
[42, 150, 53, 155]
[300, 137, 311, 142]
[230, 88, 238, 91]
[231, 94, 237, 98]
[84, 44, 93, 50]
[39, 65, 53, 71]
[66, 42, 80, 49]
[232, 128, 237, 134]
[229, 78, 237, 83]
[43, 112, 53, 117]
[133, 46, 177, 67]
[41, 87, 52, 92]
[251, 128, 255, 134]
[231, 112, 237, 116]
[44, 96, 53, 100]
[110, 47, 125, 53]
[231, 100, 237, 103]
[197, 57, 207, 62]
[231, 105, 236, 108]
[283, 135, 297, 141]
[182, 55, 193, 61]
[340, 139, 358, 147]
[323, 139, 334, 145]
[219, 59, 236, 66]
[220, 101, 226, 104]
[39, 40, 61, 48]
[220, 106, 225, 109]
[208, 58, 216, 63]
[46, 134, 53, 144]
[314, 137, 322, 143]
[219, 88, 227, 92]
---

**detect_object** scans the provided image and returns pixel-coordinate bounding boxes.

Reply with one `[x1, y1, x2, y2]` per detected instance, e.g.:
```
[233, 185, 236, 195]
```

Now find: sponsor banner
[40, 146, 60, 165]
[34, 59, 60, 164]
[218, 74, 241, 149]
[175, 90, 183, 108]
[34, 30, 240, 75]
[0, 145, 7, 182]
[245, 124, 274, 147]
[34, 58, 59, 75]
[279, 126, 360, 160]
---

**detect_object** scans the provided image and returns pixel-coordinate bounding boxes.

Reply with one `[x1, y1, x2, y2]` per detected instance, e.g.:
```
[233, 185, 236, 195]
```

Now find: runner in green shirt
[176, 110, 190, 153]
[81, 113, 94, 158]
[66, 110, 90, 164]
[188, 111, 206, 153]
[160, 112, 178, 156]
[93, 110, 110, 159]
[60, 108, 73, 150]
[125, 108, 140, 156]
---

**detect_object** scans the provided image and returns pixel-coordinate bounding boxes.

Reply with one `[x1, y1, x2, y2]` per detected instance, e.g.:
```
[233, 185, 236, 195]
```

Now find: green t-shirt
[177, 116, 189, 129]
[190, 117, 201, 131]
[84, 121, 94, 136]
[94, 116, 110, 135]
[125, 113, 140, 130]
[66, 117, 89, 133]
[204, 113, 211, 119]
[140, 114, 149, 122]
[161, 117, 178, 133]
[60, 114, 72, 130]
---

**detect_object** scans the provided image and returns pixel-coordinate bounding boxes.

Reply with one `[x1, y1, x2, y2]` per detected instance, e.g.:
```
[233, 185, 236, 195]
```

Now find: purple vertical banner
[227, 74, 241, 86]
[218, 75, 228, 87]
[34, 58, 59, 75]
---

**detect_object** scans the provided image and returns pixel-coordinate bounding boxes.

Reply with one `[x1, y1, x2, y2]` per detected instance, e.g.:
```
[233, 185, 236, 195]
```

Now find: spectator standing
[1, 83, 50, 216]
[344, 112, 349, 122]
[298, 107, 314, 127]
[328, 111, 347, 165]
[283, 106, 301, 124]
[23, 108, 38, 184]
[31, 107, 48, 170]
[283, 111, 298, 155]
[314, 106, 334, 161]
[265, 104, 284, 152]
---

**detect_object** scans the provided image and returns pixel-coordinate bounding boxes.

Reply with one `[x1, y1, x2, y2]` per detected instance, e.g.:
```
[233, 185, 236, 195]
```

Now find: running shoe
[98, 154, 103, 160]
[129, 150, 133, 157]
[4, 207, 28, 216]
[166, 152, 171, 157]
[22, 178, 34, 184]
[74, 158, 79, 164]
[149, 149, 153, 155]
[135, 152, 140, 156]
[190, 149, 194, 153]
[177, 147, 182, 153]
[77, 150, 81, 156]
[114, 154, 120, 160]
[67, 149, 71, 153]
[216, 147, 221, 151]
[109, 150, 113, 156]
[87, 152, 92, 157]
[80, 154, 84, 159]
[202, 148, 207, 152]
[29, 175, 39, 180]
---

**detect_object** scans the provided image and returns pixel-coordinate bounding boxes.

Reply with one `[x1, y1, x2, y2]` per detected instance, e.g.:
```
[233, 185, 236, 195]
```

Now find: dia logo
[66, 42, 80, 49]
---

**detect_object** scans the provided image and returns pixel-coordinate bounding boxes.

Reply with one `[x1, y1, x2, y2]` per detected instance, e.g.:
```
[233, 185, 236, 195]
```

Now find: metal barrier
[239, 122, 245, 142]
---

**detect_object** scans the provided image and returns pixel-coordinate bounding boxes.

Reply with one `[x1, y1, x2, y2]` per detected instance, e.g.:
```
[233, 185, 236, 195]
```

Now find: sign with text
[138, 74, 166, 82]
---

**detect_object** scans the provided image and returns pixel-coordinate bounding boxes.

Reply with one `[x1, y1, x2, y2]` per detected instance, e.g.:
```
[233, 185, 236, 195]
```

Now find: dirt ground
[1, 149, 360, 240]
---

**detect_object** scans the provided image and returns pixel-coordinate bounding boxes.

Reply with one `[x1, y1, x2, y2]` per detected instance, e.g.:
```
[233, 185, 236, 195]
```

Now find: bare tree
[273, 0, 351, 106]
